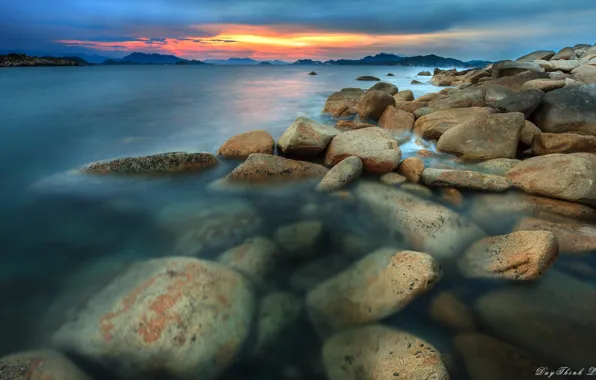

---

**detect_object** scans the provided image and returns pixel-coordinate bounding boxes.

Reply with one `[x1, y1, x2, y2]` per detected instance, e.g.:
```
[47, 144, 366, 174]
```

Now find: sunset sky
[2, 0, 596, 61]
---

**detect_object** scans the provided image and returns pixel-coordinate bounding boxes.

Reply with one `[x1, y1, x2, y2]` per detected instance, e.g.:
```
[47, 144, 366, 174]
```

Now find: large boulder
[516, 50, 556, 62]
[492, 89, 545, 118]
[519, 78, 566, 92]
[513, 217, 596, 254]
[458, 231, 558, 280]
[306, 249, 440, 334]
[397, 157, 425, 183]
[218, 130, 275, 159]
[484, 85, 516, 102]
[394, 89, 414, 101]
[428, 86, 486, 111]
[277, 117, 339, 156]
[274, 221, 323, 257]
[477, 158, 521, 176]
[356, 90, 396, 121]
[217, 237, 279, 286]
[394, 100, 429, 114]
[570, 64, 596, 75]
[317, 156, 363, 192]
[519, 120, 542, 147]
[378, 105, 415, 134]
[335, 120, 375, 132]
[52, 257, 255, 379]
[491, 60, 545, 78]
[0, 350, 92, 380]
[462, 69, 491, 84]
[325, 128, 401, 173]
[480, 70, 550, 91]
[550, 59, 580, 73]
[322, 88, 364, 114]
[414, 107, 497, 140]
[531, 85, 596, 135]
[369, 81, 398, 95]
[551, 46, 575, 60]
[355, 182, 485, 259]
[226, 153, 328, 183]
[83, 152, 217, 174]
[357, 76, 380, 81]
[421, 169, 512, 192]
[506, 153, 596, 204]
[436, 112, 525, 160]
[531, 132, 596, 155]
[322, 325, 449, 380]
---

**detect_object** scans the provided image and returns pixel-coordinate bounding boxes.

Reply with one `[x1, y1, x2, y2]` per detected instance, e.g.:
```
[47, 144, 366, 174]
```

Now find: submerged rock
[378, 105, 415, 134]
[317, 156, 363, 192]
[356, 75, 380, 81]
[430, 292, 477, 331]
[369, 81, 398, 95]
[83, 152, 217, 174]
[531, 132, 596, 155]
[397, 157, 425, 183]
[306, 249, 441, 334]
[380, 173, 407, 186]
[414, 107, 497, 140]
[418, 71, 432, 76]
[0, 350, 92, 380]
[513, 217, 596, 254]
[277, 117, 339, 156]
[531, 85, 596, 135]
[477, 158, 521, 176]
[217, 237, 279, 285]
[422, 169, 512, 192]
[254, 292, 303, 355]
[322, 88, 364, 114]
[226, 153, 328, 183]
[218, 130, 275, 159]
[274, 221, 324, 257]
[322, 325, 449, 380]
[357, 90, 396, 121]
[52, 257, 255, 379]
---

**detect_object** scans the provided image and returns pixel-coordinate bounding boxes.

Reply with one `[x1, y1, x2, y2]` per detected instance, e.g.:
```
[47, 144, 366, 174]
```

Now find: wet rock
[436, 112, 525, 160]
[454, 333, 539, 380]
[387, 73, 394, 76]
[513, 217, 596, 254]
[475, 270, 596, 368]
[322, 325, 449, 380]
[422, 169, 512, 192]
[418, 71, 432, 76]
[289, 255, 352, 292]
[274, 220, 324, 257]
[462, 69, 491, 84]
[254, 292, 303, 355]
[394, 89, 414, 101]
[477, 158, 521, 176]
[325, 127, 401, 173]
[531, 85, 596, 135]
[357, 90, 396, 121]
[317, 156, 363, 192]
[0, 350, 92, 380]
[552, 47, 576, 60]
[158, 199, 262, 257]
[394, 100, 429, 114]
[520, 78, 566, 92]
[323, 88, 364, 114]
[369, 81, 398, 95]
[411, 79, 424, 84]
[335, 119, 375, 132]
[380, 173, 407, 186]
[480, 70, 550, 91]
[531, 132, 596, 155]
[397, 157, 425, 183]
[484, 85, 516, 102]
[440, 187, 464, 208]
[218, 237, 279, 285]
[332, 105, 358, 119]
[308, 71, 317, 75]
[226, 154, 328, 183]
[430, 292, 477, 331]
[458, 231, 558, 280]
[428, 86, 487, 111]
[572, 70, 596, 84]
[277, 117, 339, 157]
[355, 182, 485, 259]
[417, 92, 440, 102]
[378, 105, 415, 134]
[516, 50, 556, 62]
[357, 76, 381, 81]
[491, 60, 545, 78]
[52, 257, 255, 379]
[550, 59, 580, 73]
[83, 152, 217, 174]
[492, 89, 545, 118]
[414, 107, 497, 140]
[519, 120, 541, 147]
[306, 249, 441, 333]
[507, 153, 596, 204]
[549, 70, 568, 80]
[218, 130, 275, 159]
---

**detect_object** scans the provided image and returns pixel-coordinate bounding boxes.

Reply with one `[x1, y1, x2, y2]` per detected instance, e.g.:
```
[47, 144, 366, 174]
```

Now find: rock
[0, 350, 92, 380]
[277, 117, 339, 156]
[380, 173, 407, 185]
[418, 71, 432, 76]
[572, 71, 596, 84]
[411, 79, 423, 84]
[462, 69, 491, 84]
[395, 89, 414, 101]
[475, 270, 596, 368]
[335, 120, 375, 131]
[550, 59, 580, 72]
[492, 89, 545, 118]
[458, 231, 558, 280]
[417, 149, 434, 158]
[322, 325, 449, 380]
[226, 154, 328, 183]
[357, 76, 380, 81]
[83, 152, 217, 174]
[417, 92, 440, 102]
[506, 153, 596, 204]
[484, 85, 516, 102]
[413, 107, 434, 118]
[439, 87, 459, 96]
[531, 132, 596, 155]
[491, 60, 545, 78]
[378, 105, 415, 134]
[480, 70, 550, 91]
[533, 59, 554, 71]
[308, 71, 317, 75]
[355, 182, 485, 259]
[394, 100, 429, 114]
[513, 217, 596, 254]
[52, 257, 255, 379]
[422, 169, 512, 192]
[454, 333, 539, 380]
[158, 199, 262, 257]
[218, 130, 275, 159]
[440, 187, 464, 208]
[325, 128, 401, 173]
[549, 70, 568, 80]
[369, 81, 398, 95]
[430, 292, 477, 331]
[519, 120, 541, 147]
[306, 249, 441, 333]
[357, 90, 396, 121]
[414, 107, 497, 140]
[323, 88, 364, 114]
[397, 157, 425, 183]
[428, 86, 486, 111]
[332, 105, 358, 119]
[571, 64, 596, 75]
[274, 221, 323, 257]
[477, 158, 521, 176]
[516, 50, 556, 62]
[436, 112, 525, 160]
[217, 237, 279, 285]
[317, 156, 363, 192]
[387, 73, 395, 76]
[289, 255, 351, 292]
[254, 292, 303, 354]
[551, 47, 575, 60]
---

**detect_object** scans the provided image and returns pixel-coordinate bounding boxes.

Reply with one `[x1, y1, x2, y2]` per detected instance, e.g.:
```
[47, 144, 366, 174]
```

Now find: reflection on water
[0, 65, 595, 380]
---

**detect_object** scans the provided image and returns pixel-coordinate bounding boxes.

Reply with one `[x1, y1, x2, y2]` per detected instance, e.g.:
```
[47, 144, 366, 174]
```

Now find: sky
[1, 0, 596, 61]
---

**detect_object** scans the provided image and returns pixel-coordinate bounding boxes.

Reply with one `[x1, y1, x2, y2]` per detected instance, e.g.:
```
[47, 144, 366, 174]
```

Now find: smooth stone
[289, 255, 351, 292]
[520, 78, 566, 92]
[428, 86, 487, 111]
[462, 69, 491, 84]
[571, 64, 596, 75]
[254, 292, 303, 355]
[548, 70, 568, 80]
[429, 292, 477, 331]
[572, 71, 596, 84]
[513, 217, 596, 254]
[378, 105, 415, 134]
[226, 154, 328, 183]
[317, 156, 363, 192]
[519, 120, 541, 148]
[440, 187, 464, 208]
[322, 88, 364, 114]
[356, 76, 380, 81]
[308, 71, 317, 75]
[479, 70, 550, 91]
[422, 169, 512, 192]
[531, 132, 596, 155]
[394, 89, 414, 101]
[418, 71, 432, 76]
[332, 105, 358, 119]
[394, 100, 429, 114]
[217, 237, 279, 285]
[550, 59, 580, 73]
[417, 92, 439, 102]
[477, 158, 521, 176]
[492, 89, 545, 118]
[551, 47, 576, 60]
[413, 107, 434, 118]
[491, 60, 545, 78]
[369, 81, 398, 95]
[414, 107, 498, 140]
[380, 173, 407, 186]
[277, 117, 339, 156]
[411, 79, 424, 84]
[516, 50, 556, 62]
[458, 231, 558, 280]
[83, 152, 217, 174]
[0, 350, 92, 380]
[484, 85, 516, 102]
[357, 90, 396, 121]
[397, 157, 425, 183]
[335, 119, 376, 131]
[217, 130, 275, 159]
[274, 221, 323, 257]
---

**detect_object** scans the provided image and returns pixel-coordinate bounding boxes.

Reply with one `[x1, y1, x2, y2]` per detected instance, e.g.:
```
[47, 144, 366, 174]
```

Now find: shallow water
[0, 65, 595, 379]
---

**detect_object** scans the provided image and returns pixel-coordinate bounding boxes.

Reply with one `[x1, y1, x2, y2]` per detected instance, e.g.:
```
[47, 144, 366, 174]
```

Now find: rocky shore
[3, 42, 596, 380]
[0, 53, 89, 67]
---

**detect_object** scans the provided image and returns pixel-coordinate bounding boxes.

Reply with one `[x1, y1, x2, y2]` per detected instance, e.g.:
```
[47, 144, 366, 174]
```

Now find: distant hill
[204, 57, 259, 65]
[319, 53, 490, 68]
[64, 53, 113, 64]
[101, 52, 206, 65]
[0, 53, 90, 67]
[326, 53, 406, 65]
[292, 59, 325, 65]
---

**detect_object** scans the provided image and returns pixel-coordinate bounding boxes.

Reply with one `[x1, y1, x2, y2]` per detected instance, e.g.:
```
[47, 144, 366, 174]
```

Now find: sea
[0, 64, 593, 380]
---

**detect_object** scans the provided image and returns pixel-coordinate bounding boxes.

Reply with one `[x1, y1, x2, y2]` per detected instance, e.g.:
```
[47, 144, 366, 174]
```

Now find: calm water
[0, 65, 594, 379]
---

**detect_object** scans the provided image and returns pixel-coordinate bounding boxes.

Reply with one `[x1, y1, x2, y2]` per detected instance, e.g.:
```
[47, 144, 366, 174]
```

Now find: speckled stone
[0, 350, 92, 380]
[217, 130, 275, 159]
[422, 168, 512, 192]
[226, 153, 328, 183]
[83, 152, 218, 174]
